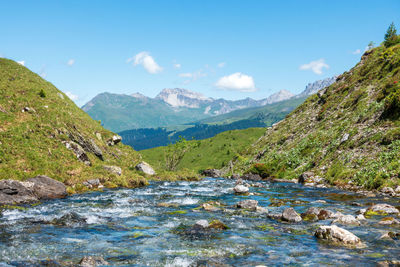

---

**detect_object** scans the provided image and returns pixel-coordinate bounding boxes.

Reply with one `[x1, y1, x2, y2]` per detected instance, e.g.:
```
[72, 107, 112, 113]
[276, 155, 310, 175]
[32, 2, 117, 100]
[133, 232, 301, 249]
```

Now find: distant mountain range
[82, 76, 336, 132]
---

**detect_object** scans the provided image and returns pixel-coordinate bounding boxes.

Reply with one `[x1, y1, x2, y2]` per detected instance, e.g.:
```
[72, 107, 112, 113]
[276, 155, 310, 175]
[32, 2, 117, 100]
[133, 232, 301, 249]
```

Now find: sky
[0, 0, 399, 106]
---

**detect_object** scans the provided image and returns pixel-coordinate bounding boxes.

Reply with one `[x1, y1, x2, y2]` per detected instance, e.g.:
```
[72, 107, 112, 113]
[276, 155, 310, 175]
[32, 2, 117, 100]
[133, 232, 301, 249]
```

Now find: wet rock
[236, 199, 258, 210]
[332, 215, 360, 226]
[201, 169, 222, 178]
[379, 217, 400, 225]
[200, 201, 221, 211]
[157, 202, 179, 208]
[103, 165, 122, 176]
[301, 207, 320, 221]
[318, 209, 334, 220]
[208, 219, 228, 230]
[235, 178, 243, 185]
[356, 214, 366, 221]
[376, 260, 400, 267]
[312, 199, 327, 204]
[52, 212, 87, 227]
[251, 182, 264, 188]
[181, 219, 227, 239]
[63, 141, 91, 166]
[298, 172, 314, 184]
[83, 178, 101, 188]
[395, 186, 400, 193]
[314, 225, 363, 246]
[135, 161, 156, 175]
[240, 173, 262, 181]
[107, 135, 122, 146]
[367, 203, 399, 215]
[194, 220, 209, 229]
[0, 180, 38, 205]
[256, 206, 269, 213]
[282, 208, 302, 223]
[357, 208, 367, 215]
[230, 173, 240, 179]
[79, 256, 109, 267]
[233, 184, 249, 194]
[27, 175, 67, 200]
[267, 212, 283, 220]
[379, 231, 394, 240]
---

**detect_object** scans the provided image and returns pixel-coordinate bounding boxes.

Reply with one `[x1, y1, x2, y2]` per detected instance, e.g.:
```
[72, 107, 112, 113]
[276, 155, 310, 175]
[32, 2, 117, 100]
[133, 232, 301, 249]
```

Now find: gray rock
[21, 107, 36, 113]
[63, 141, 91, 166]
[68, 130, 103, 160]
[332, 215, 360, 226]
[240, 173, 262, 181]
[356, 214, 366, 221]
[103, 165, 122, 176]
[83, 179, 101, 188]
[395, 186, 400, 193]
[107, 135, 122, 146]
[27, 175, 67, 200]
[368, 203, 399, 214]
[256, 206, 269, 213]
[381, 187, 396, 196]
[194, 220, 209, 229]
[314, 225, 363, 246]
[233, 184, 249, 194]
[52, 212, 87, 227]
[79, 256, 108, 267]
[268, 212, 283, 220]
[298, 172, 314, 184]
[201, 169, 222, 178]
[0, 180, 38, 205]
[135, 162, 156, 175]
[282, 207, 302, 222]
[379, 217, 400, 225]
[236, 199, 258, 210]
[340, 133, 349, 143]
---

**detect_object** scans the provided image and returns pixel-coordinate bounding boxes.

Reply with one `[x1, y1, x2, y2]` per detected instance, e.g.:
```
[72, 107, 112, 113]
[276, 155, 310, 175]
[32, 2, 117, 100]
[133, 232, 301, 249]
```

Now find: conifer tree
[384, 22, 399, 47]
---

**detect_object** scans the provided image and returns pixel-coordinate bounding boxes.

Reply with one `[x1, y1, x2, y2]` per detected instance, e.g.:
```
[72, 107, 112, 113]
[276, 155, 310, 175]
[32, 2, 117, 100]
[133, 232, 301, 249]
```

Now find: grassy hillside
[227, 43, 400, 190]
[0, 58, 148, 193]
[141, 127, 266, 172]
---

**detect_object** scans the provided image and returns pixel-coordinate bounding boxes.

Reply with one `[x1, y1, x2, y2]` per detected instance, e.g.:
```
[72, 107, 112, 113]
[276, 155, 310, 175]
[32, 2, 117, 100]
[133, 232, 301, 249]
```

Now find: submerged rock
[52, 212, 87, 227]
[233, 184, 249, 194]
[282, 208, 302, 223]
[314, 225, 363, 246]
[236, 199, 258, 210]
[135, 162, 156, 175]
[378, 217, 400, 225]
[79, 256, 108, 267]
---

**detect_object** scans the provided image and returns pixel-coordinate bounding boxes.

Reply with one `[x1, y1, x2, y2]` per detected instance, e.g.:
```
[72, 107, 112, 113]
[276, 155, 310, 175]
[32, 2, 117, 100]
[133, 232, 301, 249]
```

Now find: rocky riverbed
[0, 178, 399, 266]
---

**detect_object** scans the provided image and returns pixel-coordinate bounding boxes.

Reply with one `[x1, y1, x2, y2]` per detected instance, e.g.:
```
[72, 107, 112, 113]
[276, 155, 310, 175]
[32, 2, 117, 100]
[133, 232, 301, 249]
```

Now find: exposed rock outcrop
[201, 169, 222, 178]
[135, 162, 156, 175]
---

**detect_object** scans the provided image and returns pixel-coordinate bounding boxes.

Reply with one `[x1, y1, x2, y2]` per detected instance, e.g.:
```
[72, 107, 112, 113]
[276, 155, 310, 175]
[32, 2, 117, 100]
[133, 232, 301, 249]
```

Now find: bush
[247, 163, 271, 178]
[38, 89, 46, 98]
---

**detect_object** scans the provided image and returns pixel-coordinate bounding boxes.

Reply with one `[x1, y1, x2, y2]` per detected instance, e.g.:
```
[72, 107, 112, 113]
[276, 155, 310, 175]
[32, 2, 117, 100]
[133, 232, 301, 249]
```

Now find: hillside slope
[141, 128, 266, 172]
[0, 59, 147, 192]
[228, 44, 400, 190]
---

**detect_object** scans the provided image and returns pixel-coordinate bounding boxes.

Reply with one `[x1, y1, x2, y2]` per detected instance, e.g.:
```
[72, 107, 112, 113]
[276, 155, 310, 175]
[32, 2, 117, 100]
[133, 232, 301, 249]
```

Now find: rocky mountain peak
[155, 88, 213, 108]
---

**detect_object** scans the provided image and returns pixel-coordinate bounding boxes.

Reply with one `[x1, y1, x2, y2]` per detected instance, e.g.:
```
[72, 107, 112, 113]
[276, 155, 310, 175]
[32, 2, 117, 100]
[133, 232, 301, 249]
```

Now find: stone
[318, 209, 334, 220]
[236, 199, 258, 210]
[240, 173, 262, 181]
[208, 220, 228, 230]
[63, 141, 91, 166]
[368, 203, 399, 215]
[395, 186, 400, 193]
[332, 215, 360, 226]
[68, 130, 103, 160]
[52, 212, 87, 227]
[57, 92, 64, 99]
[282, 207, 302, 223]
[256, 206, 269, 213]
[135, 162, 156, 175]
[201, 203, 219, 211]
[356, 214, 366, 221]
[381, 187, 396, 196]
[107, 135, 122, 146]
[194, 220, 209, 229]
[379, 232, 394, 240]
[83, 179, 101, 188]
[301, 207, 321, 221]
[0, 180, 38, 205]
[201, 169, 222, 178]
[233, 184, 249, 194]
[95, 132, 102, 140]
[27, 175, 67, 200]
[298, 172, 314, 184]
[378, 217, 400, 225]
[231, 173, 240, 179]
[314, 225, 362, 246]
[103, 165, 122, 176]
[79, 256, 108, 267]
[21, 107, 36, 113]
[268, 212, 283, 220]
[340, 133, 349, 143]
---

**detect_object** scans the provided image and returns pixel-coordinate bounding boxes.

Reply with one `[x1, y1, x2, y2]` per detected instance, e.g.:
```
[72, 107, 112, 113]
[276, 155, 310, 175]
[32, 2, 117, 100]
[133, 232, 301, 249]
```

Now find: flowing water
[0, 178, 399, 266]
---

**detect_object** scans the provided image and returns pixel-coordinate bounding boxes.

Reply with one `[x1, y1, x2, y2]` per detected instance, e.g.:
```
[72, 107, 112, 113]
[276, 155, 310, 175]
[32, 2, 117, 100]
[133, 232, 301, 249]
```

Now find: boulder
[298, 172, 314, 184]
[103, 165, 122, 176]
[135, 162, 156, 175]
[107, 135, 122, 146]
[314, 225, 363, 246]
[281, 207, 302, 223]
[0, 180, 38, 205]
[200, 169, 222, 178]
[68, 130, 103, 160]
[368, 203, 399, 215]
[240, 173, 262, 181]
[255, 206, 269, 213]
[27, 175, 67, 200]
[194, 219, 209, 229]
[236, 199, 258, 210]
[379, 217, 400, 225]
[233, 184, 249, 194]
[79, 256, 108, 267]
[318, 209, 334, 220]
[52, 212, 87, 227]
[395, 185, 400, 193]
[83, 179, 101, 188]
[63, 141, 91, 166]
[381, 187, 396, 196]
[301, 207, 321, 221]
[332, 215, 360, 226]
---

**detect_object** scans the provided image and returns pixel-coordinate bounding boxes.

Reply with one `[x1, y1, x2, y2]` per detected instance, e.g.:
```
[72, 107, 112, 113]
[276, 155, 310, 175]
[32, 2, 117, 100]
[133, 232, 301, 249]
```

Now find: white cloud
[217, 62, 226, 68]
[352, 49, 361, 55]
[17, 60, 25, 66]
[215, 72, 256, 92]
[127, 51, 163, 74]
[173, 63, 181, 69]
[179, 73, 193, 78]
[67, 59, 75, 66]
[299, 59, 329, 75]
[65, 91, 78, 101]
[178, 70, 207, 84]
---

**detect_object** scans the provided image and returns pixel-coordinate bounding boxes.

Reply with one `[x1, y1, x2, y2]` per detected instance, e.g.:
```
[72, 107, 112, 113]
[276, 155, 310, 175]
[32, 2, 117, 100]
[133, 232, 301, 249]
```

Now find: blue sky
[1, 0, 399, 106]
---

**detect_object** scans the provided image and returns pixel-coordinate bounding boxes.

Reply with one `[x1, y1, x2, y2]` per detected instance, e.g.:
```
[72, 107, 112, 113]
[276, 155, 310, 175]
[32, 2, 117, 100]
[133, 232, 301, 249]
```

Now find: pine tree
[384, 22, 399, 47]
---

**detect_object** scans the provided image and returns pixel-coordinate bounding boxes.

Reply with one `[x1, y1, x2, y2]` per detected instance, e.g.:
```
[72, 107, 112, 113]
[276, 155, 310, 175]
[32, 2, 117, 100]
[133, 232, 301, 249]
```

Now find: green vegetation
[384, 22, 400, 48]
[141, 128, 266, 173]
[228, 42, 400, 190]
[0, 58, 148, 192]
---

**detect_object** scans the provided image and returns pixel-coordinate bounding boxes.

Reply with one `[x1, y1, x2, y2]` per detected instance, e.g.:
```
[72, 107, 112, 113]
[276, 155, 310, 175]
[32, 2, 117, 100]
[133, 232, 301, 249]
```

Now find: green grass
[0, 58, 148, 192]
[141, 127, 266, 173]
[229, 44, 400, 190]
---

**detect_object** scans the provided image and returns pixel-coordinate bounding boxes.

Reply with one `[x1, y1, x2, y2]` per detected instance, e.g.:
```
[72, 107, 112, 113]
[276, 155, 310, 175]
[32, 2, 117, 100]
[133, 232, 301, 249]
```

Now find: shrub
[38, 89, 46, 98]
